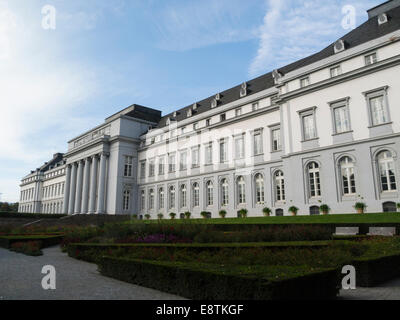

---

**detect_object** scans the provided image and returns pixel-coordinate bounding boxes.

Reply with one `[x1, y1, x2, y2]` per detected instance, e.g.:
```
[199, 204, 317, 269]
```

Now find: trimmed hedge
[98, 256, 340, 300]
[0, 235, 63, 249]
[0, 212, 67, 219]
[67, 241, 336, 263]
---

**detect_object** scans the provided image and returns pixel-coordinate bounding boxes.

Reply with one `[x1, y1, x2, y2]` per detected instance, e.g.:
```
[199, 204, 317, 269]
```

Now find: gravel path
[0, 246, 184, 300]
[339, 279, 400, 300]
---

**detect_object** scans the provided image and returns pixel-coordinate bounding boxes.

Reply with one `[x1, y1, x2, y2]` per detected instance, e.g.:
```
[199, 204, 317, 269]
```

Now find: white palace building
[19, 0, 400, 217]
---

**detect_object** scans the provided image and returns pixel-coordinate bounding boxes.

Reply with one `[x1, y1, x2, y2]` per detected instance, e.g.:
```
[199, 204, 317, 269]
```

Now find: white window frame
[329, 98, 351, 135]
[124, 156, 133, 177]
[330, 65, 341, 78]
[363, 86, 391, 127]
[237, 176, 246, 205]
[307, 162, 321, 198]
[252, 129, 263, 156]
[298, 107, 318, 141]
[254, 173, 265, 204]
[274, 170, 285, 202]
[364, 52, 377, 66]
[339, 156, 357, 196]
[219, 138, 228, 163]
[377, 151, 397, 193]
[234, 134, 245, 160]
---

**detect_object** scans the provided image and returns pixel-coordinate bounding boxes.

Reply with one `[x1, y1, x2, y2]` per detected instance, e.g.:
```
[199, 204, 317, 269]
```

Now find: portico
[63, 152, 109, 215]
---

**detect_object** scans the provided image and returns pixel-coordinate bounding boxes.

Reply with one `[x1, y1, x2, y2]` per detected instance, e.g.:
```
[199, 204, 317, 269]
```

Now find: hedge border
[98, 256, 340, 300]
[0, 235, 63, 249]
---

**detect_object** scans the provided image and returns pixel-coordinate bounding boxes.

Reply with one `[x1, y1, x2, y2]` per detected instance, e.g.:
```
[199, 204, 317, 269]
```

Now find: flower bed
[10, 241, 43, 256]
[0, 235, 63, 249]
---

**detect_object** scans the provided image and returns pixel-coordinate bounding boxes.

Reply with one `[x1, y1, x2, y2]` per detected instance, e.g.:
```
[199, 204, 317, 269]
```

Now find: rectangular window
[369, 95, 388, 126]
[272, 128, 281, 151]
[330, 66, 341, 78]
[303, 114, 316, 140]
[168, 154, 176, 173]
[206, 119, 211, 127]
[205, 143, 213, 165]
[235, 108, 242, 117]
[124, 156, 133, 177]
[193, 122, 198, 130]
[220, 139, 228, 163]
[253, 132, 263, 155]
[149, 159, 155, 177]
[333, 105, 351, 134]
[235, 135, 245, 159]
[365, 53, 377, 66]
[123, 190, 130, 211]
[192, 147, 200, 168]
[252, 102, 259, 111]
[220, 113, 226, 122]
[180, 151, 187, 171]
[140, 161, 146, 179]
[158, 157, 165, 175]
[300, 77, 310, 88]
[181, 127, 186, 134]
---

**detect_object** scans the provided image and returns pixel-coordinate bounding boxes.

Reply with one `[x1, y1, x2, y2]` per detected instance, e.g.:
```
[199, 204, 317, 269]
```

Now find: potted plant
[397, 203, 400, 212]
[157, 213, 164, 220]
[169, 212, 176, 220]
[262, 207, 271, 217]
[319, 204, 330, 215]
[288, 206, 299, 216]
[144, 214, 151, 220]
[238, 208, 248, 218]
[354, 202, 367, 214]
[219, 210, 227, 218]
[200, 211, 210, 219]
[132, 214, 138, 220]
[184, 211, 191, 219]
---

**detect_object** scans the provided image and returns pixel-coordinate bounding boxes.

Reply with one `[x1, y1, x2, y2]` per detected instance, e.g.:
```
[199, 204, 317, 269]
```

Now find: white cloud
[249, 0, 379, 77]
[151, 0, 260, 51]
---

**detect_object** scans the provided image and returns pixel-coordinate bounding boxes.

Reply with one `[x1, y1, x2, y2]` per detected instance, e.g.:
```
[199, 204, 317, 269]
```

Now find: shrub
[396, 203, 400, 210]
[10, 241, 42, 256]
[144, 214, 151, 220]
[219, 210, 227, 218]
[288, 206, 299, 215]
[132, 214, 138, 220]
[200, 211, 211, 219]
[319, 204, 330, 214]
[263, 207, 271, 217]
[157, 213, 164, 220]
[184, 212, 191, 219]
[169, 212, 176, 220]
[237, 209, 248, 218]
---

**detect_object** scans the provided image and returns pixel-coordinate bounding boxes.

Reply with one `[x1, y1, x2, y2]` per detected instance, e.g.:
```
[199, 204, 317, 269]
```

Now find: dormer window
[378, 13, 388, 25]
[215, 93, 221, 101]
[166, 117, 171, 126]
[187, 109, 192, 117]
[334, 39, 345, 54]
[173, 112, 177, 117]
[193, 103, 198, 110]
[211, 98, 218, 109]
[240, 82, 247, 98]
[272, 69, 283, 85]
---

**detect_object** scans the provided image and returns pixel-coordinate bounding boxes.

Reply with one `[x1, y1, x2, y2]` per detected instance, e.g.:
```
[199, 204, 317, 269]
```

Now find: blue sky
[0, 0, 382, 202]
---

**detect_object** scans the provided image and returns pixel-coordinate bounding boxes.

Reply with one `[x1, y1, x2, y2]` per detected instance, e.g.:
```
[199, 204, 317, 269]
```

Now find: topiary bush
[169, 212, 176, 220]
[219, 210, 227, 218]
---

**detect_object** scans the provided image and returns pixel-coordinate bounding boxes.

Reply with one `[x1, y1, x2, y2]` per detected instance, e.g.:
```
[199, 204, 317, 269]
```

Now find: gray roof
[156, 2, 400, 129]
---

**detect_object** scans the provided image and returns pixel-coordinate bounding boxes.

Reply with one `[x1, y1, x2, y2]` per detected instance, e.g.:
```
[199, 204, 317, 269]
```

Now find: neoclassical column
[88, 155, 98, 214]
[81, 157, 91, 214]
[96, 153, 108, 214]
[62, 165, 71, 214]
[74, 160, 84, 214]
[68, 163, 77, 215]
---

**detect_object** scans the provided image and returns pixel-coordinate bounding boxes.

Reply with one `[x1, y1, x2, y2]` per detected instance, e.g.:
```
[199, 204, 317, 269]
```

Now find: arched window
[275, 170, 285, 201]
[237, 176, 246, 205]
[255, 173, 265, 204]
[123, 190, 130, 211]
[378, 151, 397, 192]
[193, 183, 200, 207]
[308, 162, 321, 198]
[221, 179, 229, 206]
[169, 186, 176, 209]
[275, 208, 284, 216]
[206, 181, 213, 206]
[339, 156, 356, 195]
[180, 185, 187, 208]
[149, 189, 155, 210]
[383, 201, 396, 212]
[158, 188, 164, 209]
[141, 190, 145, 210]
[309, 206, 320, 215]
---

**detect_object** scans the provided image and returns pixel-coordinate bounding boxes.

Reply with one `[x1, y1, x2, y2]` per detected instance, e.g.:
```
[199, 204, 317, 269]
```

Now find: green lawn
[133, 212, 400, 225]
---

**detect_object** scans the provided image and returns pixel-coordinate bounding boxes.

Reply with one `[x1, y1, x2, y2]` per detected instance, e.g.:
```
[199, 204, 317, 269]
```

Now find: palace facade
[19, 0, 400, 217]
